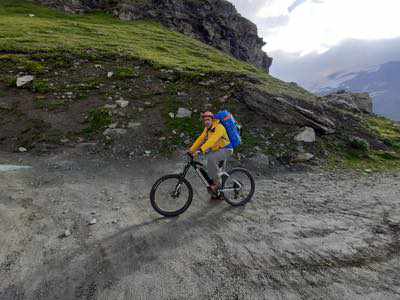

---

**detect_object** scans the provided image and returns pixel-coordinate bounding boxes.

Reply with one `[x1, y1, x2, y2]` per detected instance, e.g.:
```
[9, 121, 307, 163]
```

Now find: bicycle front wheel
[150, 174, 193, 217]
[221, 168, 255, 206]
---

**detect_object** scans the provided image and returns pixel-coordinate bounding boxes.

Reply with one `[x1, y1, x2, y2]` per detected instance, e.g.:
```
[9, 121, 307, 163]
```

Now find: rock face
[33, 0, 273, 72]
[234, 84, 336, 134]
[323, 91, 373, 114]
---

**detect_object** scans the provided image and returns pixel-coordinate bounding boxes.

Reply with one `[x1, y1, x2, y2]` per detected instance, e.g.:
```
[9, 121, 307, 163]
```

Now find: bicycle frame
[179, 154, 241, 193]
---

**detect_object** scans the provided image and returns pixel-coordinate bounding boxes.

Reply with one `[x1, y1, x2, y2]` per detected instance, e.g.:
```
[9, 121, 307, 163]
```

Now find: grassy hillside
[0, 0, 313, 101]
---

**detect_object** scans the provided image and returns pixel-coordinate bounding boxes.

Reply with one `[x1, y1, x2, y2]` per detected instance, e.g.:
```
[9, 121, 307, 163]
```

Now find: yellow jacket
[190, 120, 231, 154]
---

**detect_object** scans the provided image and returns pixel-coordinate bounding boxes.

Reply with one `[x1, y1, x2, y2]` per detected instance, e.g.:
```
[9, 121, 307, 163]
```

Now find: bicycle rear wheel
[221, 168, 255, 206]
[150, 174, 193, 217]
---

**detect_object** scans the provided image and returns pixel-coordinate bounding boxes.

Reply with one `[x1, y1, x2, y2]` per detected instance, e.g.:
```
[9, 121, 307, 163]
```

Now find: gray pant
[206, 148, 233, 184]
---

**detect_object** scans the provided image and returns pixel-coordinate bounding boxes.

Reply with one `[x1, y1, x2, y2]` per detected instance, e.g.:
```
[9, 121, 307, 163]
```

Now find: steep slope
[32, 0, 273, 72]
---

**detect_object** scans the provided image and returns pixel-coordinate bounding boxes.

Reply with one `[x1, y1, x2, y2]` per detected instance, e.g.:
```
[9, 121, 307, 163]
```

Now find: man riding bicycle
[187, 111, 233, 199]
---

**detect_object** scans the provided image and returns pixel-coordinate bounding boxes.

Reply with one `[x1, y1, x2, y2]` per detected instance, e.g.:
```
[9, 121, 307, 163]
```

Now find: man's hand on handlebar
[186, 150, 202, 159]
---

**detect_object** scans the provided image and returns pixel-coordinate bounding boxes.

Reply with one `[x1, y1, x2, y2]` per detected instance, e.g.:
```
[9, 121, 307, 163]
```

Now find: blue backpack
[214, 110, 242, 149]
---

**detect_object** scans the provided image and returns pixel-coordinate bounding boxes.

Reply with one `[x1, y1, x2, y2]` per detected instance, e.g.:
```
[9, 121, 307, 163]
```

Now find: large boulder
[323, 91, 373, 114]
[234, 84, 336, 134]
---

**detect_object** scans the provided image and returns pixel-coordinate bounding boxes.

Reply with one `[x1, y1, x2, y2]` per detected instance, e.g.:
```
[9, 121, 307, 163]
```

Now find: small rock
[293, 153, 314, 162]
[104, 104, 117, 109]
[138, 107, 144, 112]
[103, 128, 127, 136]
[63, 230, 71, 237]
[144, 150, 152, 156]
[94, 64, 102, 68]
[107, 72, 114, 78]
[60, 138, 70, 143]
[18, 147, 27, 152]
[176, 107, 192, 118]
[128, 122, 141, 129]
[168, 112, 175, 119]
[177, 92, 188, 97]
[108, 123, 118, 129]
[89, 218, 97, 225]
[116, 100, 129, 108]
[144, 101, 152, 106]
[16, 75, 34, 87]
[219, 95, 229, 103]
[28, 14, 35, 17]
[294, 127, 316, 143]
[159, 137, 166, 141]
[365, 169, 373, 173]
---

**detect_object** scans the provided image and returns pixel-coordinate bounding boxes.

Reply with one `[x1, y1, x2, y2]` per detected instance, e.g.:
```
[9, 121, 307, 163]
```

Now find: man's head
[201, 111, 214, 128]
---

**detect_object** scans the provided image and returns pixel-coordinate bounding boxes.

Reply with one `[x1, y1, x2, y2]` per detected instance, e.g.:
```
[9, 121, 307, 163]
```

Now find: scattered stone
[294, 127, 316, 143]
[89, 218, 97, 225]
[159, 137, 166, 141]
[128, 122, 141, 129]
[28, 14, 35, 17]
[18, 147, 27, 152]
[16, 75, 34, 87]
[107, 71, 114, 78]
[116, 100, 129, 108]
[94, 64, 102, 68]
[293, 153, 314, 162]
[103, 128, 127, 136]
[63, 230, 71, 237]
[108, 123, 118, 129]
[177, 92, 188, 97]
[60, 138, 70, 143]
[144, 101, 152, 106]
[176, 107, 192, 118]
[365, 169, 373, 173]
[144, 150, 152, 156]
[138, 107, 144, 112]
[219, 95, 229, 103]
[104, 104, 117, 109]
[180, 132, 185, 138]
[168, 112, 175, 119]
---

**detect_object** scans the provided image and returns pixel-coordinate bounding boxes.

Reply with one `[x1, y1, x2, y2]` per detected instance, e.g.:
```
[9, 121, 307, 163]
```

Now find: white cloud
[256, 0, 400, 55]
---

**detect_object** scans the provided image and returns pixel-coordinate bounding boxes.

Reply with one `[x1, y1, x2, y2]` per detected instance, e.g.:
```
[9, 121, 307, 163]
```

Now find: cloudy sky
[227, 0, 400, 87]
[229, 0, 400, 54]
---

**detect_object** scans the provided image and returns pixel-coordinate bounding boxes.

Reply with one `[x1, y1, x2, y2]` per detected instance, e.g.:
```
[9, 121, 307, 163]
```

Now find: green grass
[34, 98, 65, 110]
[0, 0, 314, 102]
[115, 67, 138, 79]
[32, 80, 50, 93]
[83, 108, 113, 135]
[367, 117, 400, 144]
[0, 53, 45, 74]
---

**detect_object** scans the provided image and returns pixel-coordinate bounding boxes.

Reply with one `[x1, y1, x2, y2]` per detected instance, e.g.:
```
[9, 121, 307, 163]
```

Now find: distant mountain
[316, 61, 400, 121]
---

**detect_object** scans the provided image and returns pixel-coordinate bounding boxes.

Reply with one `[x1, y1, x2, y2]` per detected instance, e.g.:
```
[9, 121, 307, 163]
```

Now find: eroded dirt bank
[0, 149, 400, 299]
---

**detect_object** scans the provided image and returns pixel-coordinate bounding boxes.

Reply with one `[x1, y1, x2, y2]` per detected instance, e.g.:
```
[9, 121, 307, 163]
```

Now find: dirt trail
[0, 149, 400, 299]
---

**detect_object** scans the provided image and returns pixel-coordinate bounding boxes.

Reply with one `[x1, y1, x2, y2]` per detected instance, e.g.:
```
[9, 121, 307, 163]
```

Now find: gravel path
[0, 150, 400, 299]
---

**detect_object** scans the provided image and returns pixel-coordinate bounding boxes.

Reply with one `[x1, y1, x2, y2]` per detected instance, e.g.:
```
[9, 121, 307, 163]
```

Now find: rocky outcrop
[234, 84, 336, 134]
[33, 0, 273, 72]
[323, 91, 373, 114]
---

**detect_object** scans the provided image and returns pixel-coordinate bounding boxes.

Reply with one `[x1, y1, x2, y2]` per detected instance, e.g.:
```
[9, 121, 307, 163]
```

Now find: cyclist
[187, 111, 233, 199]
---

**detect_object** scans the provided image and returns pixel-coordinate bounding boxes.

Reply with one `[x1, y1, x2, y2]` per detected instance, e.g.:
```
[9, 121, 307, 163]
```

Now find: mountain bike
[150, 153, 255, 217]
